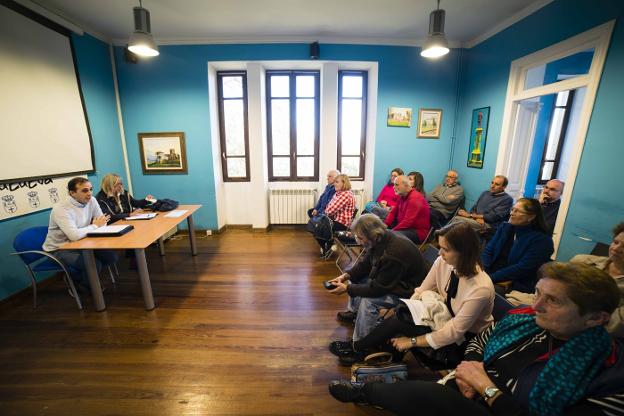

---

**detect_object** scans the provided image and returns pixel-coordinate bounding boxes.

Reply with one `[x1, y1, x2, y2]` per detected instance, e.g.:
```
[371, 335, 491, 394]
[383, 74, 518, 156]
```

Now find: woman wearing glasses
[481, 198, 554, 294]
[96, 173, 154, 223]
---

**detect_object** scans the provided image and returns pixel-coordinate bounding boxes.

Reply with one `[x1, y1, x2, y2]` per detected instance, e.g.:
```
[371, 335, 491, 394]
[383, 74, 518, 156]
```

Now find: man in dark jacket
[448, 175, 513, 232]
[327, 214, 427, 343]
[307, 169, 338, 217]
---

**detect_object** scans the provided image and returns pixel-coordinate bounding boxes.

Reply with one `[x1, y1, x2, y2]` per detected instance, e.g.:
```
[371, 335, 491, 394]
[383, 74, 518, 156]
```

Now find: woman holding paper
[332, 222, 494, 366]
[96, 174, 155, 224]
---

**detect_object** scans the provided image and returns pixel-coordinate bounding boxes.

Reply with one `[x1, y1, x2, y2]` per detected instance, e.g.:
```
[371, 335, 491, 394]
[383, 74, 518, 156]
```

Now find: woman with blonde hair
[318, 174, 356, 258]
[96, 174, 154, 223]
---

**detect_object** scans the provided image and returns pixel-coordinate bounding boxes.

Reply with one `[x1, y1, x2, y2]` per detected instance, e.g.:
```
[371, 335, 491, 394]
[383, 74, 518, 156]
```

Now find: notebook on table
[87, 224, 134, 237]
[125, 213, 157, 220]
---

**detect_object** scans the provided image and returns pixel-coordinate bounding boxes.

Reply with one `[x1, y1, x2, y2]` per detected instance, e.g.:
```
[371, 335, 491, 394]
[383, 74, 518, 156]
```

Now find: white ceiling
[26, 0, 552, 47]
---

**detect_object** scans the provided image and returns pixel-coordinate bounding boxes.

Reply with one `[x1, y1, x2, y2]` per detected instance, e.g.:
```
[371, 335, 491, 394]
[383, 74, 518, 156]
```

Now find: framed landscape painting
[138, 132, 188, 174]
[387, 107, 412, 127]
[467, 107, 490, 169]
[417, 108, 442, 138]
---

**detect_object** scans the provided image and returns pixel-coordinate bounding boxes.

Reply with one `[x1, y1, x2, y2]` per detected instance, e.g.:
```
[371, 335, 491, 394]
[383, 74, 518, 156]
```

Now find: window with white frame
[266, 70, 320, 181]
[337, 70, 368, 179]
[217, 71, 250, 181]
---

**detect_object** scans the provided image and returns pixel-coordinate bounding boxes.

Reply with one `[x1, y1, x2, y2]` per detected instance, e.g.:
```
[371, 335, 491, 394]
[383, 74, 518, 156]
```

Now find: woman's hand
[455, 361, 493, 396]
[455, 377, 478, 400]
[145, 194, 155, 200]
[390, 337, 413, 352]
[410, 289, 421, 300]
[329, 282, 348, 295]
[379, 200, 387, 208]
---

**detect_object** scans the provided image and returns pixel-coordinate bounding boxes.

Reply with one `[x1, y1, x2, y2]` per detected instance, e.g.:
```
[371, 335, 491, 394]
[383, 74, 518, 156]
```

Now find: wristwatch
[483, 386, 501, 400]
[410, 337, 418, 347]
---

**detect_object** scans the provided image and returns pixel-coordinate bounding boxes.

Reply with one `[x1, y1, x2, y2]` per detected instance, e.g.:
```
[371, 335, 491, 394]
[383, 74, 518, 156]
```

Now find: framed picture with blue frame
[467, 107, 490, 169]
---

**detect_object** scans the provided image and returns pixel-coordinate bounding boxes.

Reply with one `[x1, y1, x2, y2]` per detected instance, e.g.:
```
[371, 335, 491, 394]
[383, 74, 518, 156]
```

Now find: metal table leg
[187, 215, 197, 256]
[83, 249, 106, 311]
[158, 237, 166, 256]
[135, 248, 155, 310]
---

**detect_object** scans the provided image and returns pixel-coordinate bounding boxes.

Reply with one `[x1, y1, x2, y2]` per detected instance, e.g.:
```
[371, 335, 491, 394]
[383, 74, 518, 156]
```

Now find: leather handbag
[351, 352, 408, 384]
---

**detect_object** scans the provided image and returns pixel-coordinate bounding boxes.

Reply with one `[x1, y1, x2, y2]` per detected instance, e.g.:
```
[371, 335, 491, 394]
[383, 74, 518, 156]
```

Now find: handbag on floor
[351, 352, 408, 384]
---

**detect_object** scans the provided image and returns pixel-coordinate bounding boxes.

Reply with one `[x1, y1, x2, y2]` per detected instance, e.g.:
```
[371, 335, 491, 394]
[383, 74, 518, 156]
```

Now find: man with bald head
[308, 169, 339, 218]
[384, 175, 430, 244]
[427, 170, 464, 227]
[539, 179, 564, 234]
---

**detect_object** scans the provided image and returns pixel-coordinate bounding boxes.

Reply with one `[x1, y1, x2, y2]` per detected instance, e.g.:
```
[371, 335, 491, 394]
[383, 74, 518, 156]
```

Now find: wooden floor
[0, 228, 386, 416]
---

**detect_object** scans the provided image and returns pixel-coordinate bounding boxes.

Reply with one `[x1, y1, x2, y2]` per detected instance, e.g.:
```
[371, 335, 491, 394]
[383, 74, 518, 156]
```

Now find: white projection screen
[0, 1, 94, 182]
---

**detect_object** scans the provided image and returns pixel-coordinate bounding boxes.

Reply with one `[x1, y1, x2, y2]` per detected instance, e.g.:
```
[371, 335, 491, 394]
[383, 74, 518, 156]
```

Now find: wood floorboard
[0, 229, 386, 415]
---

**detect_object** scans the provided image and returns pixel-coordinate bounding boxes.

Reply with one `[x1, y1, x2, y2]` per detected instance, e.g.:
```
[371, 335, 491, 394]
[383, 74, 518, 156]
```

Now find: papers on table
[164, 210, 188, 218]
[87, 224, 134, 237]
[125, 213, 157, 220]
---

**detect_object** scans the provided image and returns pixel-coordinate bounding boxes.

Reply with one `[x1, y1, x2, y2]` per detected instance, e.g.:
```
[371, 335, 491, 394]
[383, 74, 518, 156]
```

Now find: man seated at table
[42, 177, 118, 293]
[427, 170, 464, 228]
[308, 169, 338, 218]
[384, 175, 430, 244]
[448, 175, 513, 233]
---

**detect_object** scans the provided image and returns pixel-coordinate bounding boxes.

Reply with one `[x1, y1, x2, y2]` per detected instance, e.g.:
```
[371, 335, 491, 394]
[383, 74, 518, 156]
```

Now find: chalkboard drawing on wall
[2, 195, 17, 213]
[417, 108, 442, 138]
[467, 107, 491, 169]
[138, 132, 188, 175]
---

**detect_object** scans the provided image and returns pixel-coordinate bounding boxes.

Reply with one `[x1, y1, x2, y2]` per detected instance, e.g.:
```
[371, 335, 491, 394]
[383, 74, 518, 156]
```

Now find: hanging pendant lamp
[421, 0, 449, 58]
[128, 0, 159, 57]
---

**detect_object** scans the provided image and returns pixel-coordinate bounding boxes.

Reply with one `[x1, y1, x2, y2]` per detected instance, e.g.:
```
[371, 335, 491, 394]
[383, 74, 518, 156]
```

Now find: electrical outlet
[206, 230, 212, 236]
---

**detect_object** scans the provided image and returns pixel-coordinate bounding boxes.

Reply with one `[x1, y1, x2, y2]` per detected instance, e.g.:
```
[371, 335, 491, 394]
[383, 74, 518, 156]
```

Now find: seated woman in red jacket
[364, 168, 403, 220]
[318, 174, 356, 258]
[385, 174, 430, 245]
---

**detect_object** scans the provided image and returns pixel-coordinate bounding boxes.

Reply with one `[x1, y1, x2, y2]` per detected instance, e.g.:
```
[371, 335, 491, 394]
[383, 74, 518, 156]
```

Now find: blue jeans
[54, 249, 118, 288]
[348, 279, 402, 341]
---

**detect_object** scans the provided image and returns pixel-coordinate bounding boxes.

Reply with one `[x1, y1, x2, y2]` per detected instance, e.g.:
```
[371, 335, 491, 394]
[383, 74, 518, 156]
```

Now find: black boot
[328, 380, 368, 404]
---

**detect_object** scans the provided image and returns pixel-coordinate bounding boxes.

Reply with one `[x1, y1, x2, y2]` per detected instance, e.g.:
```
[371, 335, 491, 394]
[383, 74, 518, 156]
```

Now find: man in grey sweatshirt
[43, 177, 117, 291]
[427, 170, 464, 227]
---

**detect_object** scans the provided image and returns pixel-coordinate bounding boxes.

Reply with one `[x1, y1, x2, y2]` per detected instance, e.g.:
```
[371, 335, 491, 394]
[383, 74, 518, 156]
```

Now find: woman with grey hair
[327, 214, 428, 352]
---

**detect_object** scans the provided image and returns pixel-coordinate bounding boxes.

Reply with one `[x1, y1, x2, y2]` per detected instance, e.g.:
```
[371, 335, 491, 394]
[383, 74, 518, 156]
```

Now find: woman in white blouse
[333, 222, 495, 367]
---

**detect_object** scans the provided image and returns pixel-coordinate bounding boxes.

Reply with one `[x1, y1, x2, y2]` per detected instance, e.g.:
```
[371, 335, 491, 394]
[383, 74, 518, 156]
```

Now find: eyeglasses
[446, 175, 458, 179]
[510, 207, 530, 215]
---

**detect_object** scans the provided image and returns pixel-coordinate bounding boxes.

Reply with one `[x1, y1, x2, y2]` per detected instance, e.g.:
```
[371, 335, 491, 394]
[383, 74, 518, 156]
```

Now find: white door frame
[495, 20, 615, 256]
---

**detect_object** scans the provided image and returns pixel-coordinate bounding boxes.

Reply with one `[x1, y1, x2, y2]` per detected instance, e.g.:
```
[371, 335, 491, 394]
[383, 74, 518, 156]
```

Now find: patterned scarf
[483, 313, 611, 416]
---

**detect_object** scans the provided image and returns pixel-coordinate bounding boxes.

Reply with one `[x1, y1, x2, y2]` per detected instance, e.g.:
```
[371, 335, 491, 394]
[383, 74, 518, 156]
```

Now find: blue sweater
[481, 223, 554, 292]
[471, 191, 513, 230]
[314, 184, 336, 214]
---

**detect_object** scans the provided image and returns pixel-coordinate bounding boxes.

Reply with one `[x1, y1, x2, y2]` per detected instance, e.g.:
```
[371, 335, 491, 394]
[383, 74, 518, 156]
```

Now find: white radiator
[269, 189, 318, 224]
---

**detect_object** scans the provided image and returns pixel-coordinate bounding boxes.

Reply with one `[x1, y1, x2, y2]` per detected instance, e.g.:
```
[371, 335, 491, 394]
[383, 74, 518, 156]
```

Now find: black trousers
[364, 380, 489, 416]
[315, 221, 348, 250]
[394, 228, 421, 245]
[430, 208, 448, 229]
[353, 315, 431, 351]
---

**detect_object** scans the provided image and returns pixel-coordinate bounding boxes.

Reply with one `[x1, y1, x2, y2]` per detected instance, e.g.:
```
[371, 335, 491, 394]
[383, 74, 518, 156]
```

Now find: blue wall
[453, 0, 624, 259]
[0, 33, 125, 301]
[113, 44, 460, 218]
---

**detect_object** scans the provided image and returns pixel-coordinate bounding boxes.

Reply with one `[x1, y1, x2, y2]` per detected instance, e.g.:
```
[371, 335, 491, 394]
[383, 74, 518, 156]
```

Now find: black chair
[420, 243, 440, 272]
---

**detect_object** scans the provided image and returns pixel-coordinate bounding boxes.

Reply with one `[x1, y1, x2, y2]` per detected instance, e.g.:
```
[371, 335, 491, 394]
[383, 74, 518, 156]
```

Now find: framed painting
[467, 107, 490, 169]
[387, 107, 412, 127]
[417, 108, 442, 138]
[138, 132, 188, 174]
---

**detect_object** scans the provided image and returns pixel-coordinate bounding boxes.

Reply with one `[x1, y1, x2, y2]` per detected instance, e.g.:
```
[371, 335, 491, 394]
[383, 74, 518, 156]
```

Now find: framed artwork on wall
[138, 132, 188, 174]
[467, 107, 491, 169]
[387, 107, 413, 127]
[417, 108, 442, 138]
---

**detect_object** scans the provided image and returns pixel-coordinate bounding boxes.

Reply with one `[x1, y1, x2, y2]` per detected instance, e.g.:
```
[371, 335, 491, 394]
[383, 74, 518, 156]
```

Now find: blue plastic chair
[11, 226, 83, 309]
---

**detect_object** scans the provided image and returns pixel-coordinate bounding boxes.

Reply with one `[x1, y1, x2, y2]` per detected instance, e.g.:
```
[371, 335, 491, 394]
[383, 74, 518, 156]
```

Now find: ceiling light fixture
[128, 0, 159, 57]
[421, 0, 449, 59]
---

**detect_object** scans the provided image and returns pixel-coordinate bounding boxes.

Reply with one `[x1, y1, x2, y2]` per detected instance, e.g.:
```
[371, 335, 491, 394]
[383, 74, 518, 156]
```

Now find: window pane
[223, 99, 245, 156]
[271, 99, 290, 155]
[341, 157, 360, 177]
[296, 75, 315, 97]
[555, 90, 570, 106]
[273, 157, 290, 177]
[342, 75, 363, 98]
[341, 99, 362, 155]
[523, 49, 593, 90]
[541, 161, 554, 181]
[226, 157, 246, 178]
[297, 157, 314, 177]
[296, 99, 315, 155]
[270, 75, 289, 97]
[545, 108, 565, 159]
[222, 76, 243, 98]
